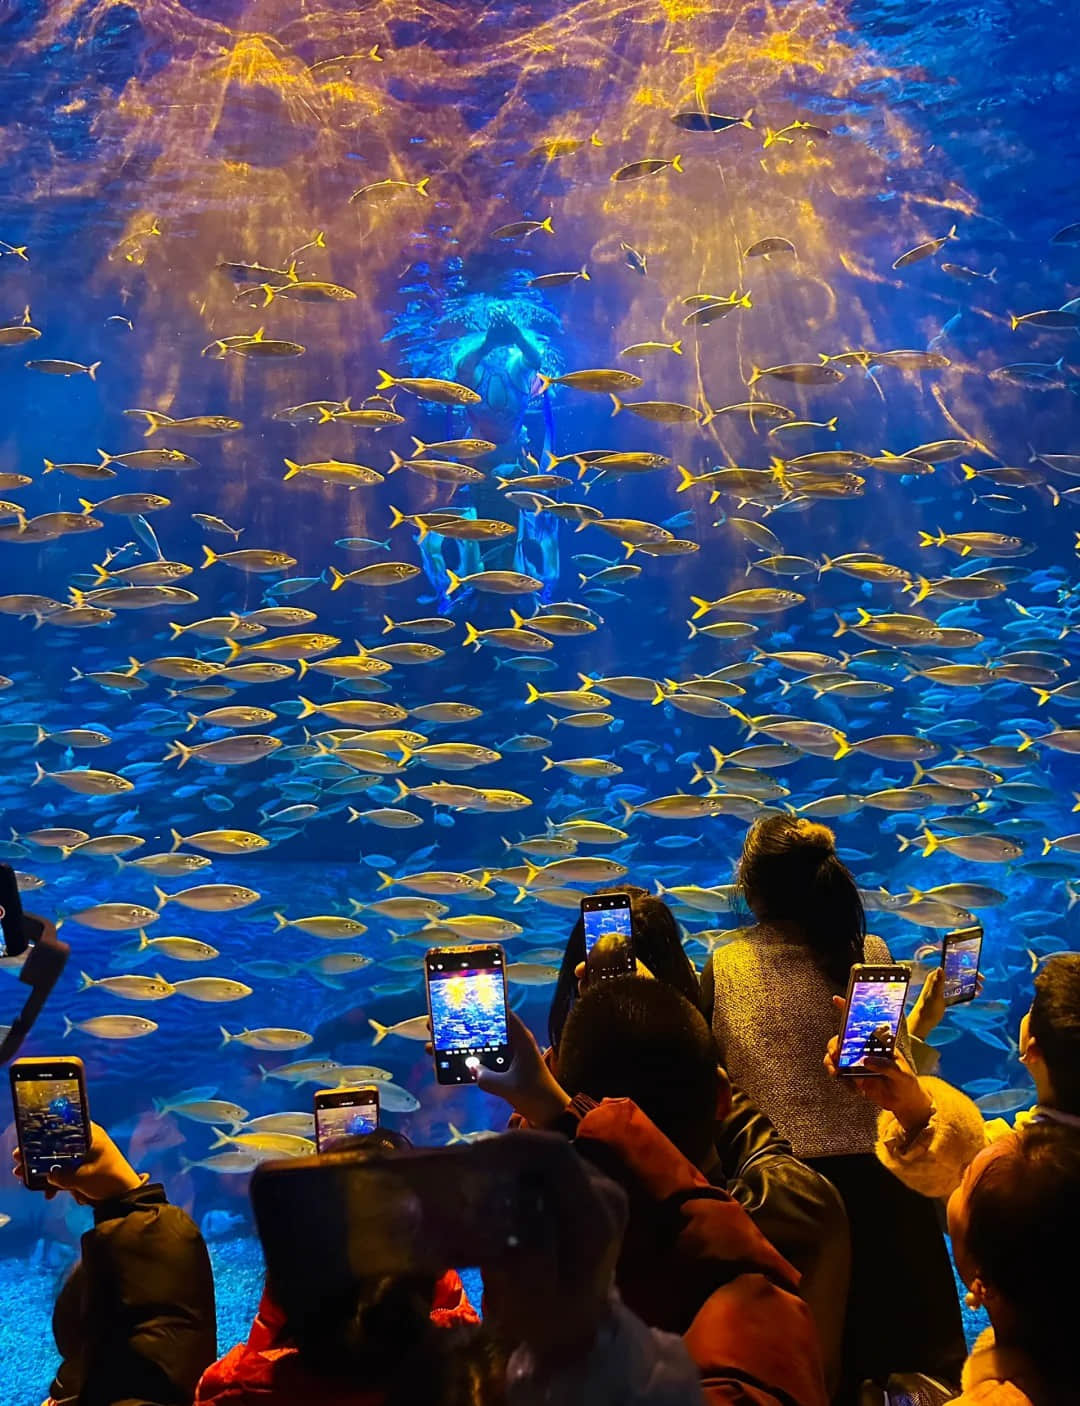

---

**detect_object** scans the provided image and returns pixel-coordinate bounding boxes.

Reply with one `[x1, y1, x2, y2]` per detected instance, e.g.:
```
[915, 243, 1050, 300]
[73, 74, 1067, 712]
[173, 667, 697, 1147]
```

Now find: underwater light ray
[5, 0, 998, 488]
[930, 385, 987, 453]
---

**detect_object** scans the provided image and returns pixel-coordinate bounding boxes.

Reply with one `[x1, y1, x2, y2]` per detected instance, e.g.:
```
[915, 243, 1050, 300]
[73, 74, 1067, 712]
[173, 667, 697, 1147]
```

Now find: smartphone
[836, 964, 911, 1075]
[10, 1057, 90, 1190]
[0, 862, 44, 959]
[314, 1086, 380, 1153]
[425, 944, 510, 1085]
[941, 925, 983, 1006]
[581, 892, 635, 979]
[253, 1129, 572, 1289]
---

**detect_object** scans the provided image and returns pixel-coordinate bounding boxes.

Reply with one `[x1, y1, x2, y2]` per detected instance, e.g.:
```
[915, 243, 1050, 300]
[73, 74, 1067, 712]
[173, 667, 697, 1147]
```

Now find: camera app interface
[316, 1098, 378, 1153]
[14, 1075, 88, 1178]
[583, 899, 632, 957]
[944, 934, 981, 1003]
[838, 975, 907, 1071]
[429, 950, 508, 1083]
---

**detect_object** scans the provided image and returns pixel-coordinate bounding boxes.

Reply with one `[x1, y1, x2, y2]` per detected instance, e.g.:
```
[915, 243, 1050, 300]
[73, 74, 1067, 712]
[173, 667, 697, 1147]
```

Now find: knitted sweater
[952, 1328, 1043, 1405]
[703, 926, 903, 1160]
[875, 1087, 1078, 1201]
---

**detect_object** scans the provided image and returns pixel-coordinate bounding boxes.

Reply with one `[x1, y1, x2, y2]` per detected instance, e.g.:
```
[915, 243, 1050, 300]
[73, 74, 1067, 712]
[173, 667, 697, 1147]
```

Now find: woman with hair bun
[702, 814, 966, 1397]
[703, 814, 880, 1158]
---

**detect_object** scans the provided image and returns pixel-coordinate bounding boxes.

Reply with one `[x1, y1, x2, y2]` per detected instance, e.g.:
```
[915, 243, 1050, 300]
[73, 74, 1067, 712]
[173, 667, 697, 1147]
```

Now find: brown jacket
[564, 1097, 829, 1406]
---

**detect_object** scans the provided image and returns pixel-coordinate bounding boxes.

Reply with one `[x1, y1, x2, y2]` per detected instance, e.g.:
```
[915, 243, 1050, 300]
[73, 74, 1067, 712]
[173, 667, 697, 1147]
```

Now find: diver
[413, 306, 562, 605]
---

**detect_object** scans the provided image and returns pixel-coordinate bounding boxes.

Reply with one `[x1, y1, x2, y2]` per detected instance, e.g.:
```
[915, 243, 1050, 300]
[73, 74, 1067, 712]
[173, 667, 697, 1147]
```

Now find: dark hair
[290, 1279, 499, 1406]
[283, 1129, 502, 1405]
[556, 976, 721, 1166]
[325, 1127, 413, 1157]
[963, 1123, 1080, 1398]
[548, 886, 701, 1050]
[737, 815, 865, 989]
[1029, 953, 1080, 1114]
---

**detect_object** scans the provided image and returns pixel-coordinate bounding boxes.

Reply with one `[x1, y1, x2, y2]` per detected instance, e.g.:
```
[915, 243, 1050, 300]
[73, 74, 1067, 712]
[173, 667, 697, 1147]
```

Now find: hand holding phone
[835, 965, 910, 1075]
[425, 944, 511, 1085]
[474, 1009, 572, 1127]
[314, 1086, 380, 1153]
[15, 1121, 145, 1205]
[941, 925, 983, 1006]
[825, 996, 933, 1129]
[581, 892, 634, 981]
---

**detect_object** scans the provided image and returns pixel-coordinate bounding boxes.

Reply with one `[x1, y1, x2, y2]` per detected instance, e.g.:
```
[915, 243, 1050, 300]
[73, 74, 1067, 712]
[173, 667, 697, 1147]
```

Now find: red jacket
[568, 1098, 829, 1406]
[195, 1273, 478, 1406]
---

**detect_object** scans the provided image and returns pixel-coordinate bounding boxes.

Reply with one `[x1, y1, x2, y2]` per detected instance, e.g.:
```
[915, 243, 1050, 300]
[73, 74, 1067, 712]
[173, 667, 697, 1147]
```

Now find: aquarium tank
[0, 0, 1076, 1394]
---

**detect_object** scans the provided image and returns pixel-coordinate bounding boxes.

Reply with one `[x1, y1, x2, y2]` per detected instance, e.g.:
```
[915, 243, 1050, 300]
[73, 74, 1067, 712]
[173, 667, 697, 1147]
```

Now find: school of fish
[0, 5, 1077, 1199]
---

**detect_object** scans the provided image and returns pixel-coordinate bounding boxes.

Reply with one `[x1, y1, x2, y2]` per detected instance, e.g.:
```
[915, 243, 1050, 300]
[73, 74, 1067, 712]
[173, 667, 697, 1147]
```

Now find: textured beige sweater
[705, 925, 902, 1160]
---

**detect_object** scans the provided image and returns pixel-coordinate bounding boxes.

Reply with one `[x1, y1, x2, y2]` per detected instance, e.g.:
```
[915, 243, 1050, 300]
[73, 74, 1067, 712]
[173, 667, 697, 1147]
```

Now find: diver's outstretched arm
[454, 330, 489, 387]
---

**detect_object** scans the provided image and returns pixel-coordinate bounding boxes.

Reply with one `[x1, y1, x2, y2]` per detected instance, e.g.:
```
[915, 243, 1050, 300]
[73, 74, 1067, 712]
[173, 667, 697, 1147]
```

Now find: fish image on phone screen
[13, 1077, 89, 1181]
[427, 948, 509, 1084]
[838, 974, 908, 1071]
[315, 1098, 378, 1153]
[583, 901, 632, 956]
[943, 931, 982, 1004]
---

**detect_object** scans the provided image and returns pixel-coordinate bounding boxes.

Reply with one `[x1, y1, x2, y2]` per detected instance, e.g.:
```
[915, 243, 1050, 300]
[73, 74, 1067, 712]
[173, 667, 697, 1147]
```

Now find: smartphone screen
[10, 1059, 90, 1189]
[425, 945, 510, 1085]
[836, 966, 910, 1074]
[942, 925, 982, 1006]
[582, 892, 635, 978]
[0, 862, 43, 959]
[314, 1087, 380, 1154]
[253, 1132, 574, 1291]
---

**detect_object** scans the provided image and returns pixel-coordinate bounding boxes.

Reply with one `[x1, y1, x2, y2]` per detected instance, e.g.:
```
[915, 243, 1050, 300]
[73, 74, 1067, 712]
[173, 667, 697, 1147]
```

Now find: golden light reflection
[5, 0, 1007, 556]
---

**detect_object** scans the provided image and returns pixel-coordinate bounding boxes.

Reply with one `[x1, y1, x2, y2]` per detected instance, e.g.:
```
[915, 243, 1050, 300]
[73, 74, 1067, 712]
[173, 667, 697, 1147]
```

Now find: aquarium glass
[0, 0, 1075, 1394]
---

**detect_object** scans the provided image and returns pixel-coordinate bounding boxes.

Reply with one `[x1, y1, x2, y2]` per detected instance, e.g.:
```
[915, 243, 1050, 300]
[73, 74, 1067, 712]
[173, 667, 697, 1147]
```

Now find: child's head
[948, 1122, 1080, 1396]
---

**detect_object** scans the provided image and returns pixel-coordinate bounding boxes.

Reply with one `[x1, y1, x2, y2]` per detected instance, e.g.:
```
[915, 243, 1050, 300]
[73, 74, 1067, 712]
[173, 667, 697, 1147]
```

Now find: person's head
[556, 976, 729, 1167]
[548, 886, 701, 1050]
[280, 1130, 425, 1368]
[737, 815, 865, 988]
[267, 1130, 501, 1405]
[948, 1123, 1080, 1397]
[1020, 953, 1080, 1113]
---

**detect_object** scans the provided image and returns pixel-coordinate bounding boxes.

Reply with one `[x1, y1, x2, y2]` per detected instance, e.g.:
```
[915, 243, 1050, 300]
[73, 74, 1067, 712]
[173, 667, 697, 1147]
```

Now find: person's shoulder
[710, 929, 755, 965]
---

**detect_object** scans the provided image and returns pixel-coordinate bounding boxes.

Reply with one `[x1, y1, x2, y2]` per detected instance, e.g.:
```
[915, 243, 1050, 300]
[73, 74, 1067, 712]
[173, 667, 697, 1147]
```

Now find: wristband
[545, 1092, 600, 1139]
[888, 1099, 937, 1155]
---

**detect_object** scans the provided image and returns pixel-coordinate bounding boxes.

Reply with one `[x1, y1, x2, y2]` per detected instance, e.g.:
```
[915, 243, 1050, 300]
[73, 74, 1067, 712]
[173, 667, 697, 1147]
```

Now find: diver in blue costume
[416, 306, 562, 604]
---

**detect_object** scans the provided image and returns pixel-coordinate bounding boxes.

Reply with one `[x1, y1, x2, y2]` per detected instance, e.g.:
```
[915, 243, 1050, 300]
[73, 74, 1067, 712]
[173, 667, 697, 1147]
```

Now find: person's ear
[964, 1275, 988, 1311]
[715, 1064, 733, 1122]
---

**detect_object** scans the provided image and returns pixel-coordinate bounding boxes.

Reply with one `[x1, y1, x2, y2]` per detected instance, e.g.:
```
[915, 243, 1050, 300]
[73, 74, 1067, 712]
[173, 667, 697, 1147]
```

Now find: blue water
[0, 0, 1075, 1396]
